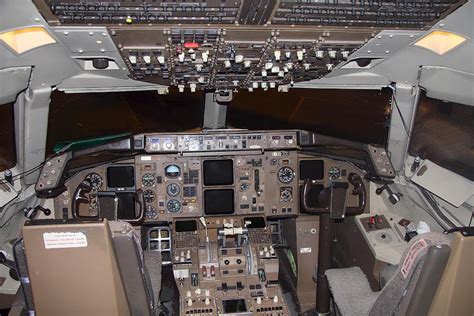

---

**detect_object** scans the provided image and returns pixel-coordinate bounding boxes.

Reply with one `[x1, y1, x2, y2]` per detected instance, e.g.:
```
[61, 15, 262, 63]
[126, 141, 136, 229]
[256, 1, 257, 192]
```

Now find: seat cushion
[326, 267, 378, 316]
[144, 250, 162, 306]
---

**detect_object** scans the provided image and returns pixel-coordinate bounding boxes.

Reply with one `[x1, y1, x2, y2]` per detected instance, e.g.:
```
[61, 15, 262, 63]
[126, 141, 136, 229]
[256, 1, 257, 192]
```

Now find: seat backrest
[108, 221, 156, 315]
[428, 231, 474, 316]
[19, 219, 153, 316]
[369, 232, 451, 316]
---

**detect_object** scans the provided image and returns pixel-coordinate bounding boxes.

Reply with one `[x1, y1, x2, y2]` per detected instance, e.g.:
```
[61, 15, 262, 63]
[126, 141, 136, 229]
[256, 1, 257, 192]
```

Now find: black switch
[237, 281, 243, 291]
[222, 282, 228, 292]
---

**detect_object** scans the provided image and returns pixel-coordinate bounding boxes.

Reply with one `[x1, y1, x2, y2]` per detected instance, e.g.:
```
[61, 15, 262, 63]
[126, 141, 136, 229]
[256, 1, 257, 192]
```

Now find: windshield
[46, 89, 204, 155]
[226, 88, 391, 145]
[409, 92, 474, 181]
[0, 102, 16, 171]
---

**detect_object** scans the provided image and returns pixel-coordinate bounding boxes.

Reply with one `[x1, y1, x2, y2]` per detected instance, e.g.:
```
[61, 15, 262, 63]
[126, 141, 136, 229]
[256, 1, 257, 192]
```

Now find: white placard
[43, 232, 88, 249]
[300, 247, 312, 253]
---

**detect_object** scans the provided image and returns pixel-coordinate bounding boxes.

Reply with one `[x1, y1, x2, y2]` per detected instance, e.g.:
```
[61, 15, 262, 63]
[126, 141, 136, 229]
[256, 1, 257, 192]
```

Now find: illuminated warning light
[184, 42, 199, 49]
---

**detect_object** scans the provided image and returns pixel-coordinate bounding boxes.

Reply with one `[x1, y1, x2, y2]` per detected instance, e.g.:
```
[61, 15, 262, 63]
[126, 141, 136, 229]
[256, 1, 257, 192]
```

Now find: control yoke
[302, 172, 366, 218]
[302, 172, 366, 315]
[72, 181, 145, 225]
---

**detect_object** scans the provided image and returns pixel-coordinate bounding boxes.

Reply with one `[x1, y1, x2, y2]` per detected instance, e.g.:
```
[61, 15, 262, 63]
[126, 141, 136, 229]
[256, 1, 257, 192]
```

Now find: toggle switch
[202, 51, 209, 63]
[274, 50, 281, 61]
[297, 50, 304, 61]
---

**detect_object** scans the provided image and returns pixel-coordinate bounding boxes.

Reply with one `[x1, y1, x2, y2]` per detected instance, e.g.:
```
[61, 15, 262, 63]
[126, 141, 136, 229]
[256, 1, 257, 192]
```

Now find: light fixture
[414, 30, 466, 55]
[0, 26, 56, 54]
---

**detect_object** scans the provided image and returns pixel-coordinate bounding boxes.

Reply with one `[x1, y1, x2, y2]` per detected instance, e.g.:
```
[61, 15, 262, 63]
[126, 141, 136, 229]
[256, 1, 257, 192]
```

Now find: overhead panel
[31, 0, 467, 91]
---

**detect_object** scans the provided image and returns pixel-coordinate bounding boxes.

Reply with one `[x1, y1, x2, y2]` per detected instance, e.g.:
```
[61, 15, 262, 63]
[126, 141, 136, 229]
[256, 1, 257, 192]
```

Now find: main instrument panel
[51, 130, 368, 223]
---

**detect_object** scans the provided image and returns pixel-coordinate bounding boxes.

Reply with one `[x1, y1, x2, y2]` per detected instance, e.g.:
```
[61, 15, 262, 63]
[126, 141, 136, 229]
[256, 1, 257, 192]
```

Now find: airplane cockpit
[0, 0, 473, 315]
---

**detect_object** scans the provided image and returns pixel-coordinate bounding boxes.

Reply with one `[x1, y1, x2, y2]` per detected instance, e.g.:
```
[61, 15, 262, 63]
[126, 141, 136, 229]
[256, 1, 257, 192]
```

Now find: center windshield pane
[226, 88, 392, 145]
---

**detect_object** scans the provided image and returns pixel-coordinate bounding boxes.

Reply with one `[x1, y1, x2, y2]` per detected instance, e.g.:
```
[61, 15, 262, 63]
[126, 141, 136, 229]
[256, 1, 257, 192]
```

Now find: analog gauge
[328, 167, 341, 180]
[142, 173, 155, 186]
[167, 199, 182, 213]
[280, 187, 293, 202]
[145, 206, 157, 219]
[85, 173, 103, 190]
[165, 164, 181, 178]
[240, 182, 250, 191]
[277, 166, 295, 184]
[143, 190, 156, 203]
[166, 183, 180, 197]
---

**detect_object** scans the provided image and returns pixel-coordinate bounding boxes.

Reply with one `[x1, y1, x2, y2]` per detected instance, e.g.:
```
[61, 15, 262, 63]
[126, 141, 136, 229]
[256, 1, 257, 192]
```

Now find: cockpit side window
[226, 88, 391, 145]
[409, 91, 474, 181]
[0, 102, 17, 171]
[46, 89, 205, 155]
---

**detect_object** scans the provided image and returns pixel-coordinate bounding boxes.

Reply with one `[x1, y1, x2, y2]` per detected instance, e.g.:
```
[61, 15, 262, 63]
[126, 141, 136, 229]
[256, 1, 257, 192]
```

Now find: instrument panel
[52, 131, 368, 223]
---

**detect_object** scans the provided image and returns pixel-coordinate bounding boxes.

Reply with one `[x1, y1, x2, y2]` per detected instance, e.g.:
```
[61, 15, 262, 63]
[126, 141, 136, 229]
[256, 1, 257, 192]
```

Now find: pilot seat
[10, 219, 163, 316]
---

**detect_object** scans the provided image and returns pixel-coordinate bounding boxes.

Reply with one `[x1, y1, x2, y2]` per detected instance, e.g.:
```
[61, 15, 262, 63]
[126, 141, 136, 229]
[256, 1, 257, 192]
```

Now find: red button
[184, 42, 199, 49]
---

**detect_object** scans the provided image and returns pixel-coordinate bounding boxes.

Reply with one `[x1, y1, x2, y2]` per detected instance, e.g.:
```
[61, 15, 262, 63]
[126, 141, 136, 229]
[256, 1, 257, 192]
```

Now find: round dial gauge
[277, 166, 295, 183]
[240, 182, 250, 191]
[165, 164, 181, 178]
[85, 173, 103, 190]
[142, 173, 155, 186]
[280, 187, 293, 202]
[143, 190, 156, 203]
[328, 167, 341, 180]
[167, 199, 182, 213]
[145, 206, 157, 219]
[166, 183, 180, 197]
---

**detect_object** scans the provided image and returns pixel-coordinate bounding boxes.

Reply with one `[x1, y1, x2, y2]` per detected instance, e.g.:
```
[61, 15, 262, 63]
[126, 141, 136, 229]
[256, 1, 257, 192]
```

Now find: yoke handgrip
[72, 180, 92, 218]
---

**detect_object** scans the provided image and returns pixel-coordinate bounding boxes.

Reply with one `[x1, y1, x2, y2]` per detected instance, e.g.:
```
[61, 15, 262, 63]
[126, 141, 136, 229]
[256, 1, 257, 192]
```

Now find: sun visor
[412, 159, 474, 207]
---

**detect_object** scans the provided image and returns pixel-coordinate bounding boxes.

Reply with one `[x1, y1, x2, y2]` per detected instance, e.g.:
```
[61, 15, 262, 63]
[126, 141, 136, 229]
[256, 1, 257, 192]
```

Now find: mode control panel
[144, 131, 298, 153]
